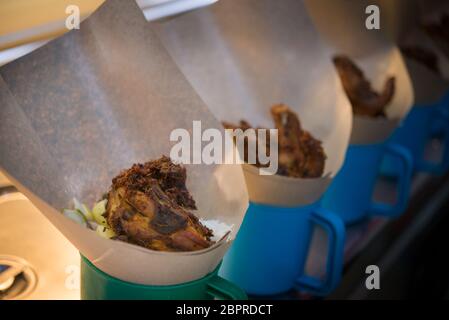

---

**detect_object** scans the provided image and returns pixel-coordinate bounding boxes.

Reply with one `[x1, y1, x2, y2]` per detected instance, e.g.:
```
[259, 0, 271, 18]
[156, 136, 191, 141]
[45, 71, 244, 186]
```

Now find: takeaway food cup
[418, 0, 449, 62]
[219, 202, 344, 296]
[155, 0, 352, 296]
[0, 0, 249, 298]
[380, 59, 449, 176]
[322, 143, 413, 224]
[375, 1, 449, 177]
[305, 0, 415, 224]
[381, 102, 449, 176]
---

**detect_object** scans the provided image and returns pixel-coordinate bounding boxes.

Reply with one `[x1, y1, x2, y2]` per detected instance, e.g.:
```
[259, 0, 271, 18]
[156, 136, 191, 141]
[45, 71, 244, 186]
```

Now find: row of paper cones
[0, 0, 448, 286]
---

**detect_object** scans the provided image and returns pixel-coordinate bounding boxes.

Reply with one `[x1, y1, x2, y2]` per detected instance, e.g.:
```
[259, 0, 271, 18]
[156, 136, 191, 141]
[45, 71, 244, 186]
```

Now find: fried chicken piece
[400, 45, 440, 74]
[222, 120, 252, 131]
[270, 104, 305, 176]
[105, 156, 214, 252]
[300, 129, 327, 177]
[333, 55, 395, 118]
[223, 120, 271, 168]
[222, 104, 326, 178]
[271, 104, 326, 178]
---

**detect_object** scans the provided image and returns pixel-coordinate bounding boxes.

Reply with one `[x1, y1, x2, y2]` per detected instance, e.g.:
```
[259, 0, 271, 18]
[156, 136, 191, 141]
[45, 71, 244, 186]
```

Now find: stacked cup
[379, 0, 449, 176]
[305, 0, 415, 224]
[0, 0, 249, 300]
[155, 0, 352, 296]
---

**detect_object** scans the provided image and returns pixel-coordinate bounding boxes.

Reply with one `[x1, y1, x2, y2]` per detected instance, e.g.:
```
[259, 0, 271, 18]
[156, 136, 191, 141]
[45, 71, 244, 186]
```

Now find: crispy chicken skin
[333, 55, 395, 118]
[223, 104, 326, 178]
[105, 156, 214, 252]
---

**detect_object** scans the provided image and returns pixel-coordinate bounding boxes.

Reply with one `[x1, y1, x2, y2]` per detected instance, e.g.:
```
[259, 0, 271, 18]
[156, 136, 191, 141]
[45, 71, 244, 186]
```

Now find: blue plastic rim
[381, 102, 449, 177]
[219, 201, 345, 296]
[322, 143, 413, 225]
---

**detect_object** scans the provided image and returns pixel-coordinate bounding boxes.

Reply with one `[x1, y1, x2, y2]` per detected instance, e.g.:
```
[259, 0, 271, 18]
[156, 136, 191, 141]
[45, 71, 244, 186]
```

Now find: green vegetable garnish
[73, 197, 94, 221]
[96, 225, 115, 239]
[92, 199, 108, 226]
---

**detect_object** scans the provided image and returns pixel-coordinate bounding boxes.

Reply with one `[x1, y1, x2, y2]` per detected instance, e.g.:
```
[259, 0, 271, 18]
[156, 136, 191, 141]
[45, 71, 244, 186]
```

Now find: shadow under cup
[219, 201, 345, 296]
[322, 143, 413, 225]
[80, 256, 247, 300]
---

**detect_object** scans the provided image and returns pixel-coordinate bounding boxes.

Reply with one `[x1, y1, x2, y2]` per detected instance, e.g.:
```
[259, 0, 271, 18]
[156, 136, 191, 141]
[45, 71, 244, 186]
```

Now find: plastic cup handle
[295, 208, 345, 295]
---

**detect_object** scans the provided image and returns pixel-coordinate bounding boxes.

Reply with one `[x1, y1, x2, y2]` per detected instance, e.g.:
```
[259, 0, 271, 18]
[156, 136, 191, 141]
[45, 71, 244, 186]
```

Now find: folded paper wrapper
[376, 0, 419, 44]
[401, 29, 449, 105]
[377, 0, 449, 102]
[0, 0, 249, 286]
[137, 0, 218, 21]
[416, 0, 449, 80]
[154, 0, 353, 206]
[305, 0, 414, 145]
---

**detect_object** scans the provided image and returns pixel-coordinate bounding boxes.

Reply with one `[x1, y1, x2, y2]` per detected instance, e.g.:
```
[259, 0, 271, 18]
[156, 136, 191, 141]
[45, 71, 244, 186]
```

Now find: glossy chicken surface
[333, 55, 395, 118]
[105, 156, 214, 252]
[223, 104, 326, 178]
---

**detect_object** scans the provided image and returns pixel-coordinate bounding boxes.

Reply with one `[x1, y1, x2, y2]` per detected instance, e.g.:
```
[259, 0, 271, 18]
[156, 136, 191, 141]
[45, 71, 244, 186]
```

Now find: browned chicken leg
[333, 55, 395, 117]
[271, 104, 326, 178]
[223, 104, 326, 178]
[105, 156, 214, 252]
[270, 104, 305, 176]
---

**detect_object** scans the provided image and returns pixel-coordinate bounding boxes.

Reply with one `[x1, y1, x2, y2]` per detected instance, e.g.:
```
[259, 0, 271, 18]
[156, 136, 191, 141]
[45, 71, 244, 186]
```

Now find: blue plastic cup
[381, 103, 449, 176]
[219, 201, 345, 296]
[322, 143, 413, 225]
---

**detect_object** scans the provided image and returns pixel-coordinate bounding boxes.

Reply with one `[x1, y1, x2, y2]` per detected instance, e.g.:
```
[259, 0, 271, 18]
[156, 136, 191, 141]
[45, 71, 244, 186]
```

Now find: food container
[155, 0, 351, 295]
[0, 0, 248, 299]
[81, 256, 246, 300]
[218, 202, 344, 296]
[417, 0, 449, 63]
[322, 143, 412, 224]
[305, 0, 415, 224]
[379, 0, 449, 176]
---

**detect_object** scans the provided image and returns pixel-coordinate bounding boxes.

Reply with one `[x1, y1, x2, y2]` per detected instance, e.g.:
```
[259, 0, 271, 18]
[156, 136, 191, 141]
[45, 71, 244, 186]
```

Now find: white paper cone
[401, 30, 449, 105]
[375, 0, 420, 44]
[415, 0, 449, 80]
[0, 0, 248, 285]
[304, 0, 414, 144]
[376, 0, 449, 99]
[154, 0, 353, 206]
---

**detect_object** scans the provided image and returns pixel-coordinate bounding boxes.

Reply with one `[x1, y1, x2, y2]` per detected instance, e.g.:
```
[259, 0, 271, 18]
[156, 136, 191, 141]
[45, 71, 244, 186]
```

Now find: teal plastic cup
[80, 255, 247, 300]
